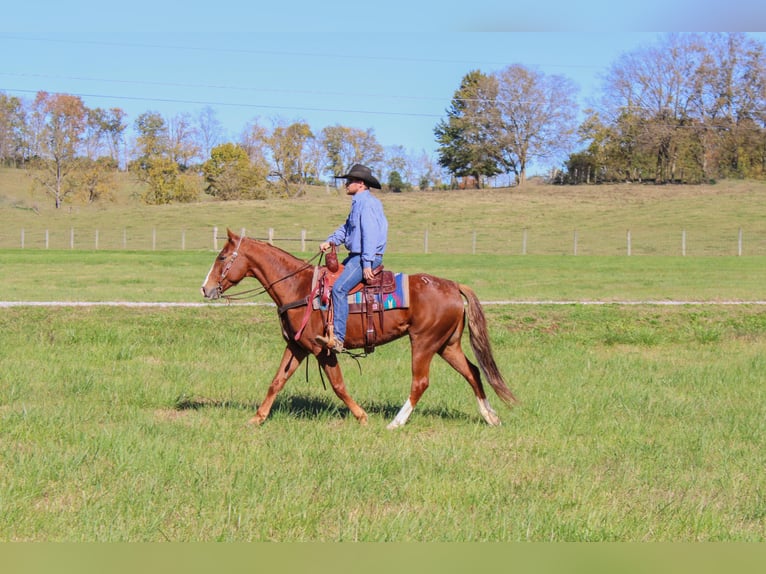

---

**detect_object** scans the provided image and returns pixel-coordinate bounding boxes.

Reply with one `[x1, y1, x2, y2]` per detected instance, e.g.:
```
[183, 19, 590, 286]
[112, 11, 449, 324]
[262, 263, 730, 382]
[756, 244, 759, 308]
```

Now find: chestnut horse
[200, 229, 516, 428]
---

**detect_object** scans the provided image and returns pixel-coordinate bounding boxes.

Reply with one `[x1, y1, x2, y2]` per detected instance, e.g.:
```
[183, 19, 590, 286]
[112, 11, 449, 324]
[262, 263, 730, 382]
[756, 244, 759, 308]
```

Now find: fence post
[738, 228, 743, 256]
[573, 230, 578, 256]
[152, 228, 156, 251]
[20, 228, 24, 249]
[213, 227, 218, 251]
[181, 229, 186, 251]
[301, 229, 306, 252]
[424, 229, 429, 254]
[45, 229, 49, 249]
[626, 230, 631, 256]
[682, 230, 686, 256]
[472, 231, 476, 255]
[70, 227, 74, 250]
[123, 228, 127, 249]
[522, 228, 527, 255]
[268, 228, 274, 245]
[95, 230, 99, 250]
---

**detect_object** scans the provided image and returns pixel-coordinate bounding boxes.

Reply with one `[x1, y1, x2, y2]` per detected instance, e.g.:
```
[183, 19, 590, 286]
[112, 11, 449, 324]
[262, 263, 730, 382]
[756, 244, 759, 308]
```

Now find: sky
[2, 2, 765, 171]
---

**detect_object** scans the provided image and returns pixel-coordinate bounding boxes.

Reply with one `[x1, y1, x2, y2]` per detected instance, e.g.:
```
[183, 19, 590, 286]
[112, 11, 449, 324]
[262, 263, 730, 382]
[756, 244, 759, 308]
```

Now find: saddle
[318, 263, 396, 353]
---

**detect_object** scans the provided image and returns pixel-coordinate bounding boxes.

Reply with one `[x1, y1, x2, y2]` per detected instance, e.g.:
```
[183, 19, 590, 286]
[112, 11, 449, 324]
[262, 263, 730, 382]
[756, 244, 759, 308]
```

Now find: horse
[200, 228, 516, 429]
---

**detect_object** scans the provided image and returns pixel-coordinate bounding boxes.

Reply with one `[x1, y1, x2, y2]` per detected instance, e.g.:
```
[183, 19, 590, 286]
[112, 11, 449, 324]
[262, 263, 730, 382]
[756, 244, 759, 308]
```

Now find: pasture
[2, 178, 766, 542]
[2, 249, 766, 541]
[1, 301, 765, 541]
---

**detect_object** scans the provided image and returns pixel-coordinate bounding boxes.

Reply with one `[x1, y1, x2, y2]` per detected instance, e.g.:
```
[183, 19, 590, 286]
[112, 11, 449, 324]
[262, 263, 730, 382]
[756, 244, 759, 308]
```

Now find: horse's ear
[226, 227, 238, 242]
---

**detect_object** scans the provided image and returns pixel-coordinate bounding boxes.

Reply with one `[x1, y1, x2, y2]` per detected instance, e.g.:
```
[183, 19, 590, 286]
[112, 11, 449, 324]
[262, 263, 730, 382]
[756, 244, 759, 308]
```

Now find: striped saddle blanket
[312, 267, 410, 313]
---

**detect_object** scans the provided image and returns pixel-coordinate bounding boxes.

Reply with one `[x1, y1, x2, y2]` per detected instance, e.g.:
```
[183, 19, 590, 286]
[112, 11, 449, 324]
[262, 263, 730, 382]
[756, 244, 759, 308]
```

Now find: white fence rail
[5, 226, 766, 256]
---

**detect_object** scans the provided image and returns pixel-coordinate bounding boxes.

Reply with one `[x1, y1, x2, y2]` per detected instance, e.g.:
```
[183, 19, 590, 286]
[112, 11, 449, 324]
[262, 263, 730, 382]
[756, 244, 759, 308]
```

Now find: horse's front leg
[319, 354, 368, 425]
[249, 345, 307, 425]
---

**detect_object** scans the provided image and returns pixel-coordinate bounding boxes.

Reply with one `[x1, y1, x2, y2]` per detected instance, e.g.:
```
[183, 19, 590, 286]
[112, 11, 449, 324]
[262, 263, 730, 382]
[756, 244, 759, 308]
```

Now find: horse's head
[200, 228, 248, 299]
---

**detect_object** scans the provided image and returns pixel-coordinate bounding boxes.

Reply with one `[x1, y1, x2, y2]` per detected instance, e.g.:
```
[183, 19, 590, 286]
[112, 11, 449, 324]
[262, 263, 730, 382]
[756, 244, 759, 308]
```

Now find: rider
[316, 164, 388, 353]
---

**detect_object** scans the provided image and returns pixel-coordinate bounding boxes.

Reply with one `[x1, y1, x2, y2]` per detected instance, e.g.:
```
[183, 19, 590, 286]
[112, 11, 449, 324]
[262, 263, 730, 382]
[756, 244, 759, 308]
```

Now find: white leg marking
[477, 397, 501, 426]
[387, 399, 414, 430]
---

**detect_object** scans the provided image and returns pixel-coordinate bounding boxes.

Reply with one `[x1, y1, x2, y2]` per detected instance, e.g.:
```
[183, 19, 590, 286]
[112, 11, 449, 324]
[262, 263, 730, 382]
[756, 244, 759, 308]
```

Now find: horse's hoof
[357, 412, 369, 426]
[248, 414, 265, 426]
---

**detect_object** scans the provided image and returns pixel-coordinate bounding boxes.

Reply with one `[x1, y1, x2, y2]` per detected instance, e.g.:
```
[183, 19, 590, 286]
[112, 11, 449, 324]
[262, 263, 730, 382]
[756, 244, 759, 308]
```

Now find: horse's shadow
[174, 392, 473, 423]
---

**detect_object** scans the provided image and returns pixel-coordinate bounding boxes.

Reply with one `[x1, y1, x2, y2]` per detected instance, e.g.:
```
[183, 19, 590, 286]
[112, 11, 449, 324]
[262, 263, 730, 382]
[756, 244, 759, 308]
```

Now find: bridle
[216, 234, 323, 302]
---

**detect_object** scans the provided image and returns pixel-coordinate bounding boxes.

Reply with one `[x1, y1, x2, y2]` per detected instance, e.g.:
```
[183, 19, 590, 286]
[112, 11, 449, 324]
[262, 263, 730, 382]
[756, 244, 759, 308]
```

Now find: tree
[387, 170, 410, 193]
[28, 91, 88, 208]
[202, 142, 268, 200]
[590, 32, 766, 183]
[267, 120, 315, 196]
[83, 107, 126, 166]
[434, 70, 502, 188]
[0, 93, 26, 166]
[137, 156, 198, 204]
[132, 111, 168, 168]
[493, 64, 579, 185]
[320, 125, 384, 182]
[130, 111, 197, 204]
[196, 106, 225, 162]
[71, 156, 117, 203]
[167, 112, 199, 170]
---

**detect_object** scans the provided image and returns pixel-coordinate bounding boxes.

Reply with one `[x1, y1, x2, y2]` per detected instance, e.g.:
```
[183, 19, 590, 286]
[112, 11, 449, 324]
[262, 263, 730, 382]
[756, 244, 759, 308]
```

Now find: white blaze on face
[201, 260, 219, 295]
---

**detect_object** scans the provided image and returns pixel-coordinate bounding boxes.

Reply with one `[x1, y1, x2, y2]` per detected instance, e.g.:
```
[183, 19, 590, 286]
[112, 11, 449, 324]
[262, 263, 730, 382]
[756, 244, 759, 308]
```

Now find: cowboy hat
[335, 164, 381, 189]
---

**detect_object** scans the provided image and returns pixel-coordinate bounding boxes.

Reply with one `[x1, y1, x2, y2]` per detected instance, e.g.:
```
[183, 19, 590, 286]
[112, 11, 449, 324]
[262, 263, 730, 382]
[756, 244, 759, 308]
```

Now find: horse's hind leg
[249, 345, 307, 425]
[440, 341, 501, 426]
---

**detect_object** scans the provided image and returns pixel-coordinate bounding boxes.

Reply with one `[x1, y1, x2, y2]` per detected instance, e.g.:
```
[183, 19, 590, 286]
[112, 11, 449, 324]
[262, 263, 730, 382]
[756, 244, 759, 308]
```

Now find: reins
[220, 246, 324, 303]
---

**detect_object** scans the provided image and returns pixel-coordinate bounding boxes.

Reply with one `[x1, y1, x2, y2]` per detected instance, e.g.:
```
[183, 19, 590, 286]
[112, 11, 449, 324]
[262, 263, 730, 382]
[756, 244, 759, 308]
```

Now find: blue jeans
[332, 253, 383, 343]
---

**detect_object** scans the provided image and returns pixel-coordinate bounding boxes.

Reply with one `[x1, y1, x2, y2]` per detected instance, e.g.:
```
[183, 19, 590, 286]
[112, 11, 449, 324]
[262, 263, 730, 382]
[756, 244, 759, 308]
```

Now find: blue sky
[2, 3, 764, 166]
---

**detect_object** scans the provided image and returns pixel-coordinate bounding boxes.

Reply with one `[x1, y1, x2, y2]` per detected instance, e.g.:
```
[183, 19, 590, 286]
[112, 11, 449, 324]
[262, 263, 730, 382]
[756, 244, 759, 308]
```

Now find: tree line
[1, 33, 764, 208]
[436, 33, 766, 186]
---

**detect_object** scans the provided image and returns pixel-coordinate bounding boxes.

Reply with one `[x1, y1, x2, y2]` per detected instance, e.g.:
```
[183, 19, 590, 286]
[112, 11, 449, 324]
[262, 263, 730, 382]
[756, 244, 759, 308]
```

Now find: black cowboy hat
[335, 164, 381, 189]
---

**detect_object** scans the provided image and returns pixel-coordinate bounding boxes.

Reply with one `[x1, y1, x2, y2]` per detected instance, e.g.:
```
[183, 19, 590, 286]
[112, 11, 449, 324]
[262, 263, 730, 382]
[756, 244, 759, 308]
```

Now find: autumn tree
[28, 91, 88, 208]
[584, 32, 766, 183]
[267, 120, 315, 196]
[320, 125, 384, 181]
[83, 107, 126, 166]
[130, 111, 198, 203]
[202, 142, 268, 200]
[71, 156, 117, 203]
[0, 93, 26, 166]
[167, 112, 200, 170]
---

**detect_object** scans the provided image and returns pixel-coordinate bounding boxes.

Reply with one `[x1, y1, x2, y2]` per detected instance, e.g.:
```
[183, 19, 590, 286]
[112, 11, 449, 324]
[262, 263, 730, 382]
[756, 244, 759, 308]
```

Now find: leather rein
[217, 235, 323, 303]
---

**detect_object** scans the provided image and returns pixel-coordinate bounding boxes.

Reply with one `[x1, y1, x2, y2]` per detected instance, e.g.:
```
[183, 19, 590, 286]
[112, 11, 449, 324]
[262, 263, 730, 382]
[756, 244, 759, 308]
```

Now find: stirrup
[315, 334, 345, 353]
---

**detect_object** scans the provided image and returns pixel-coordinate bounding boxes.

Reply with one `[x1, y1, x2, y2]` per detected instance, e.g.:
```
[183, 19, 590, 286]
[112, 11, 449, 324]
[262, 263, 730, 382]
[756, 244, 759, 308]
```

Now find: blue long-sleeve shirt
[326, 190, 388, 269]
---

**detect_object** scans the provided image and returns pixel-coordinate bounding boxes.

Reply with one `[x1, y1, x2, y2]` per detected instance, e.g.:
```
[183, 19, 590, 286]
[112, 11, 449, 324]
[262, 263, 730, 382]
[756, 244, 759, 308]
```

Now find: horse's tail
[459, 284, 517, 407]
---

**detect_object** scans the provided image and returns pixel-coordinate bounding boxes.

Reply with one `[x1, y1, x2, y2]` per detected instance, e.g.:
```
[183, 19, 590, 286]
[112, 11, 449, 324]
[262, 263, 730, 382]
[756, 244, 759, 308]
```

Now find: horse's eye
[218, 255, 227, 261]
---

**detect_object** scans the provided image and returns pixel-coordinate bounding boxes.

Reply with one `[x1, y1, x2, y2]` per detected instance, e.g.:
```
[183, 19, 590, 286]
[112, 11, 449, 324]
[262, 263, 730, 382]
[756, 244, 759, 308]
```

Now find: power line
[0, 71, 450, 104]
[0, 87, 445, 118]
[0, 33, 602, 70]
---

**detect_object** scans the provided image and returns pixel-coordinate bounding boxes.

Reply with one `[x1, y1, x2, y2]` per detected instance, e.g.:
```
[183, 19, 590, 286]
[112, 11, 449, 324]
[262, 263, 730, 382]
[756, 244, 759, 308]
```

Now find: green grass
[2, 168, 766, 256]
[2, 250, 766, 303]
[2, 170, 766, 542]
[1, 304, 765, 541]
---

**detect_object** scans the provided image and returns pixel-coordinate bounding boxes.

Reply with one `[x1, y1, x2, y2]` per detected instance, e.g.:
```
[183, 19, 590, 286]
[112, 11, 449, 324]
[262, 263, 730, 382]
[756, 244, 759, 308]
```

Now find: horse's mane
[243, 236, 307, 260]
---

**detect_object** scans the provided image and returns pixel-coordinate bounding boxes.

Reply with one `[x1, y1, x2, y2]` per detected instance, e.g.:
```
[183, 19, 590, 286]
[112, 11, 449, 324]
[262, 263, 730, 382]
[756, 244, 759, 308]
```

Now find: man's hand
[363, 267, 375, 282]
[320, 242, 333, 252]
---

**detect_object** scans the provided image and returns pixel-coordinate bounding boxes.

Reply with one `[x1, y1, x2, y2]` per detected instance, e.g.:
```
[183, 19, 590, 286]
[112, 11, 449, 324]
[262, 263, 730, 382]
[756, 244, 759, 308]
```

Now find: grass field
[2, 172, 766, 542]
[1, 303, 765, 541]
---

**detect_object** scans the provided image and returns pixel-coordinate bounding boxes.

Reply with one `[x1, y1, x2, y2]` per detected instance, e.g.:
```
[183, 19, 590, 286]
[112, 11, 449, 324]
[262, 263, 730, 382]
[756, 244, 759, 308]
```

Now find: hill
[1, 167, 765, 256]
